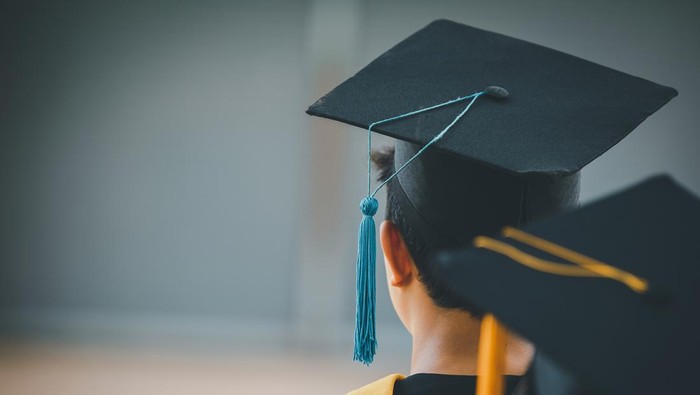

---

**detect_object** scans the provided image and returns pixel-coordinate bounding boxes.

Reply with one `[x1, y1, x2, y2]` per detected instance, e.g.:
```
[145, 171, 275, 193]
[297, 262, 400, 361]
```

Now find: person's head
[373, 141, 581, 331]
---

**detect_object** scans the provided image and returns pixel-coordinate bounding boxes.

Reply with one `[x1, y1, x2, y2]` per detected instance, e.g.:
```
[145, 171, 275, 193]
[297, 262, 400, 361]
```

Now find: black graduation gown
[392, 373, 532, 395]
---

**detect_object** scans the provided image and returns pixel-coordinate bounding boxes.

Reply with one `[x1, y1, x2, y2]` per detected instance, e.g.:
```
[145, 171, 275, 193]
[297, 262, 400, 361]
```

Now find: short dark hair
[372, 146, 484, 316]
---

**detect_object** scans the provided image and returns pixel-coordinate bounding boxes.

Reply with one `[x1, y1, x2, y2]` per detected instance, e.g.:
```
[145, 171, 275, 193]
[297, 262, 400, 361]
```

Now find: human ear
[380, 220, 414, 287]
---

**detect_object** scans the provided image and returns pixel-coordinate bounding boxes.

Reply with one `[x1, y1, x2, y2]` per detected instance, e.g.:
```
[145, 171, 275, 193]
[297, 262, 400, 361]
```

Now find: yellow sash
[346, 374, 406, 395]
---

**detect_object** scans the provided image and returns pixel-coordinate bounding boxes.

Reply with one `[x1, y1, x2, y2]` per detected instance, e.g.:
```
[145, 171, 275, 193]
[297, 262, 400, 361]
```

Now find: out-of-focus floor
[0, 342, 407, 395]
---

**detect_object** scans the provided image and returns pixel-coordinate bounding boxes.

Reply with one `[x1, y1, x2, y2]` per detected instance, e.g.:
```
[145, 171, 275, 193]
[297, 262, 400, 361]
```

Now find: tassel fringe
[354, 197, 379, 365]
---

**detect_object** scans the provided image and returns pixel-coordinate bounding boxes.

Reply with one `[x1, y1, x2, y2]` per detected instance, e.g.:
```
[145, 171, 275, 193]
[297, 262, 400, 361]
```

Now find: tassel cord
[369, 91, 484, 198]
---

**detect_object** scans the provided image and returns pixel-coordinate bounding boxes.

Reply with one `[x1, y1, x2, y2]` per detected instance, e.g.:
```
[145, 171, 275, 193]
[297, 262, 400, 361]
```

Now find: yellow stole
[346, 374, 406, 395]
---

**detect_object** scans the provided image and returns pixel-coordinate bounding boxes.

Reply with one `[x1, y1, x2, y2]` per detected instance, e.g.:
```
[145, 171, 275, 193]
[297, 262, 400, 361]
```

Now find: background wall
[1, 0, 306, 346]
[1, 0, 698, 393]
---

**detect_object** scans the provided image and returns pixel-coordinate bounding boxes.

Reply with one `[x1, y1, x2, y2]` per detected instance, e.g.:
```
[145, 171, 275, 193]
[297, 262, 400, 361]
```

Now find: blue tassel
[354, 196, 379, 365]
[350, 89, 493, 364]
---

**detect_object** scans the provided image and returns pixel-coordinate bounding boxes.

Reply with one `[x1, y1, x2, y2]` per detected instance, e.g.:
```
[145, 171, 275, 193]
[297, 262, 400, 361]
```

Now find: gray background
[1, 0, 698, 373]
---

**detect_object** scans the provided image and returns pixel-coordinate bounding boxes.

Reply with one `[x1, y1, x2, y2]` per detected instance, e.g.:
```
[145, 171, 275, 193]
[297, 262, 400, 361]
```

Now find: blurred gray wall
[1, 0, 308, 344]
[1, 0, 698, 363]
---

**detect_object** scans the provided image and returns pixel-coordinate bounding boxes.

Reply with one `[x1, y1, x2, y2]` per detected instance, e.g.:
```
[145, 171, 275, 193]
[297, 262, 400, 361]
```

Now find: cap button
[484, 86, 509, 99]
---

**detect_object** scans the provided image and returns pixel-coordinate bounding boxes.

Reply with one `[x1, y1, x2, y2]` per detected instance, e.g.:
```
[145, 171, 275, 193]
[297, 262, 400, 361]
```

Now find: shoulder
[346, 373, 406, 395]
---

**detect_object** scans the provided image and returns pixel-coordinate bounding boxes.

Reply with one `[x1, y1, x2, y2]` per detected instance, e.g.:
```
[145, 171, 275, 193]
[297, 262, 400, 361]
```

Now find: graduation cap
[431, 175, 700, 394]
[305, 19, 677, 365]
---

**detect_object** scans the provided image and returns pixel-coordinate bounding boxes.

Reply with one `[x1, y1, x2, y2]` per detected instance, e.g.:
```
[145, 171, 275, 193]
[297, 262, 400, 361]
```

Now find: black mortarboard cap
[307, 19, 677, 176]
[432, 175, 700, 395]
[306, 19, 677, 365]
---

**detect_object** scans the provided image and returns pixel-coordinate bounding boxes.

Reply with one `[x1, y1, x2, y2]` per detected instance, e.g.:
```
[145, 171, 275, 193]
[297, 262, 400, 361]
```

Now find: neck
[409, 308, 534, 376]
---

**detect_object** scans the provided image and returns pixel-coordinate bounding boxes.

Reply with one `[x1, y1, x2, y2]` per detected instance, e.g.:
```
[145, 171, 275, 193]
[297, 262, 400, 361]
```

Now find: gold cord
[473, 227, 648, 294]
[476, 314, 507, 395]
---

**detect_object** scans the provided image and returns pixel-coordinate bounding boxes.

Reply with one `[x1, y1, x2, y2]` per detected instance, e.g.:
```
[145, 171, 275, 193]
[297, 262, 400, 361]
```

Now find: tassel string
[367, 91, 485, 197]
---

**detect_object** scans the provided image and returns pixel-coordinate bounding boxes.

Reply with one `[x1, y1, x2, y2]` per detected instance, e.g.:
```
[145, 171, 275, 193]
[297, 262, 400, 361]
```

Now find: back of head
[374, 141, 580, 314]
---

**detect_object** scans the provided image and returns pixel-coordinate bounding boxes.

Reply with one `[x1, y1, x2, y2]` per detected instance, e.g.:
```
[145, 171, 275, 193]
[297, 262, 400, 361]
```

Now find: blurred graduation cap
[432, 175, 700, 395]
[306, 19, 677, 365]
